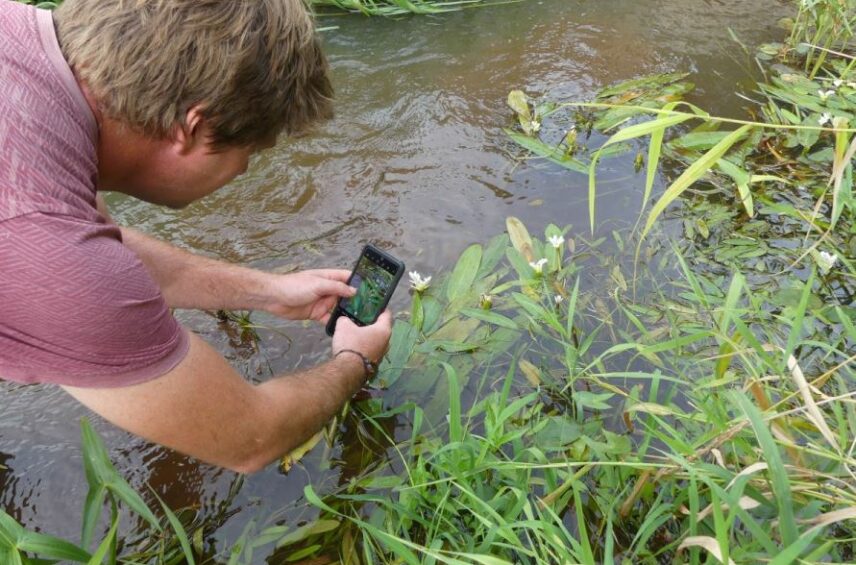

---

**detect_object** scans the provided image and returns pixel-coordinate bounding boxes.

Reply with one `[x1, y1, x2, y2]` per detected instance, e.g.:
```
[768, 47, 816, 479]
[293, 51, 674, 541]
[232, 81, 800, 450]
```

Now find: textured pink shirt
[0, 1, 189, 387]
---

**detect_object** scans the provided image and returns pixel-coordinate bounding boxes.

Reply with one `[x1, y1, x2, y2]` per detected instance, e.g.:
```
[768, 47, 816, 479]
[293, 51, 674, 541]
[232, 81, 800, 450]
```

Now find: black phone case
[326, 244, 405, 337]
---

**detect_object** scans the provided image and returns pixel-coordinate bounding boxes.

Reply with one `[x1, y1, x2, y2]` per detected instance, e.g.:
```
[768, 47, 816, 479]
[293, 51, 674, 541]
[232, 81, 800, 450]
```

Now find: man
[0, 0, 393, 474]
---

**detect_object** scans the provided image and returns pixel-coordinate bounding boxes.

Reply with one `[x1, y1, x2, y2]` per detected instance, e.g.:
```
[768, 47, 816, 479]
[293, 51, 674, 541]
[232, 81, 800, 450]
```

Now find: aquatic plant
[0, 419, 200, 564]
[276, 217, 855, 563]
[3, 0, 854, 563]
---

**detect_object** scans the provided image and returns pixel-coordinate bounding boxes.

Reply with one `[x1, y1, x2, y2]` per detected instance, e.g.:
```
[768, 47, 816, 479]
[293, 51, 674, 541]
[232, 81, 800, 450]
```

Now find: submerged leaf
[279, 431, 324, 474]
[518, 359, 542, 386]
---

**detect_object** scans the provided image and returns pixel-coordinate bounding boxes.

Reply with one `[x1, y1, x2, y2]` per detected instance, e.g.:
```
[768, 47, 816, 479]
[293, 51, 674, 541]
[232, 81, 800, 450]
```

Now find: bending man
[0, 0, 392, 473]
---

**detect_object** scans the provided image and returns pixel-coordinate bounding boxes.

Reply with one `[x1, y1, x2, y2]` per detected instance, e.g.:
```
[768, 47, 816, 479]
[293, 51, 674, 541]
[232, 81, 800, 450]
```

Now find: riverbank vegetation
[2, 0, 855, 563]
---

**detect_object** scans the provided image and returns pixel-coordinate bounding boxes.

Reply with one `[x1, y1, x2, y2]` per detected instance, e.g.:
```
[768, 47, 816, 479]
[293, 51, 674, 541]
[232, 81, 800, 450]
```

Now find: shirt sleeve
[0, 212, 190, 388]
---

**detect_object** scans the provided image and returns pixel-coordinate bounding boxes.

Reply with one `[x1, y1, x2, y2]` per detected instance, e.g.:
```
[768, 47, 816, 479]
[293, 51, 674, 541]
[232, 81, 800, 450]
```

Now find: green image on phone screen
[341, 255, 395, 324]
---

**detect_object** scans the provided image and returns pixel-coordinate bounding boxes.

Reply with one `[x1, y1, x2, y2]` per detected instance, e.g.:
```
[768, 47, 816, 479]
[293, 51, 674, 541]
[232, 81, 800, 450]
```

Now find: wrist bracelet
[335, 349, 378, 380]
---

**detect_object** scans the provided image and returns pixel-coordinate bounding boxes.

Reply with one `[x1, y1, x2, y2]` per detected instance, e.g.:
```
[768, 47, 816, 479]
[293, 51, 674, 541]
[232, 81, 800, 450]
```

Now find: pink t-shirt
[0, 1, 189, 387]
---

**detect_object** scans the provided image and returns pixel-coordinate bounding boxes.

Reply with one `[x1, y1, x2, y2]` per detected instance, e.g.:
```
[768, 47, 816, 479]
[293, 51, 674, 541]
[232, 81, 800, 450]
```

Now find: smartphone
[326, 244, 405, 336]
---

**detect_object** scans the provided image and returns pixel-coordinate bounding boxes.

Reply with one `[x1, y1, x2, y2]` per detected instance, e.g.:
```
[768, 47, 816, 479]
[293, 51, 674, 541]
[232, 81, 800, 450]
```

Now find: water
[0, 0, 790, 555]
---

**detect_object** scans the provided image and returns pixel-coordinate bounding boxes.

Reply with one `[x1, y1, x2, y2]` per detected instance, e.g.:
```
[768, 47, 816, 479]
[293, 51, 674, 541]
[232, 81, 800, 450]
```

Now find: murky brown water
[1, 0, 790, 556]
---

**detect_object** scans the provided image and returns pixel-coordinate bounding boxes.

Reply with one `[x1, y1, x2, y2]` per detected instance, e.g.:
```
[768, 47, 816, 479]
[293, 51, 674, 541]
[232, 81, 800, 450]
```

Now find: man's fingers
[305, 269, 352, 283]
[335, 314, 358, 331]
[375, 309, 393, 328]
[317, 279, 356, 298]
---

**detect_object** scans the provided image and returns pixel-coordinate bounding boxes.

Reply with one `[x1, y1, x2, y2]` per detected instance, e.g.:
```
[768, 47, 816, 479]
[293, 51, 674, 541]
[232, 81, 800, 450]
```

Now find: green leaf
[574, 391, 614, 410]
[378, 321, 417, 387]
[716, 159, 754, 218]
[446, 244, 482, 302]
[505, 247, 534, 281]
[151, 491, 195, 565]
[597, 72, 690, 98]
[642, 124, 752, 239]
[441, 362, 462, 443]
[80, 419, 161, 533]
[505, 130, 589, 174]
[601, 112, 694, 147]
[460, 308, 519, 330]
[86, 516, 118, 565]
[733, 393, 798, 546]
[533, 417, 584, 449]
[17, 532, 91, 563]
[411, 292, 424, 332]
[276, 519, 340, 549]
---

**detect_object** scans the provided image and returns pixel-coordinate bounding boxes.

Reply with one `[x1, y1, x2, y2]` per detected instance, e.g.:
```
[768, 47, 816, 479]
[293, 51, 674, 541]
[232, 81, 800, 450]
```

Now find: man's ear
[173, 104, 206, 155]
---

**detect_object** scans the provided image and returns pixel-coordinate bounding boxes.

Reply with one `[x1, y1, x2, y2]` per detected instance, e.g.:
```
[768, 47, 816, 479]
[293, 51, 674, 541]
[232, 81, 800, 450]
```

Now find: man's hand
[262, 269, 356, 322]
[331, 310, 393, 364]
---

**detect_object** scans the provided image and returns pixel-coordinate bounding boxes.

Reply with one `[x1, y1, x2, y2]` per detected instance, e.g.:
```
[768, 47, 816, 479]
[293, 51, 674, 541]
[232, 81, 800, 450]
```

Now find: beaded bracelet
[335, 349, 378, 380]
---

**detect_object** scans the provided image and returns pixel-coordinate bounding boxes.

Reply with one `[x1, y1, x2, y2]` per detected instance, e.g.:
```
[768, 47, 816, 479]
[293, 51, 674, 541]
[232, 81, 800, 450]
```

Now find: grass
[2, 0, 855, 563]
[280, 219, 854, 563]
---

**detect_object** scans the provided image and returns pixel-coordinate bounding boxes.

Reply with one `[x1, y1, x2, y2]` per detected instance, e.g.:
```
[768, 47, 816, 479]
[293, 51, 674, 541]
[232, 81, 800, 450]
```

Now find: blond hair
[54, 0, 333, 147]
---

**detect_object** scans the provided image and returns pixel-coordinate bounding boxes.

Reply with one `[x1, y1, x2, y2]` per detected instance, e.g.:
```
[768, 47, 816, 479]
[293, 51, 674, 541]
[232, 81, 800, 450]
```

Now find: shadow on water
[0, 0, 792, 559]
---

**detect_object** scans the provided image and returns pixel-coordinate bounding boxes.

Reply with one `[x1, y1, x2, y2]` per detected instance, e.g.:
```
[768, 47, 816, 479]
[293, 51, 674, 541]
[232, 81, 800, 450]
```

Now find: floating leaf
[460, 308, 519, 330]
[446, 244, 482, 302]
[279, 431, 324, 474]
[276, 519, 340, 549]
[624, 402, 681, 416]
[506, 217, 535, 262]
[507, 90, 532, 134]
[506, 129, 589, 174]
[518, 359, 542, 386]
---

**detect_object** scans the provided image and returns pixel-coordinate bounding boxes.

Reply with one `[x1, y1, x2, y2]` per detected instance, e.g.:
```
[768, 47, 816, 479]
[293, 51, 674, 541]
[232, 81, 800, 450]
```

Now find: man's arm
[62, 312, 392, 474]
[97, 195, 353, 318]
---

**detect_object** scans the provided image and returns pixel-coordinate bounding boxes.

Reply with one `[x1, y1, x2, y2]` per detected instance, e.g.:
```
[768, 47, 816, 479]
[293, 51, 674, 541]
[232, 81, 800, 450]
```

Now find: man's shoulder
[0, 1, 99, 225]
[0, 211, 126, 290]
[0, 211, 187, 388]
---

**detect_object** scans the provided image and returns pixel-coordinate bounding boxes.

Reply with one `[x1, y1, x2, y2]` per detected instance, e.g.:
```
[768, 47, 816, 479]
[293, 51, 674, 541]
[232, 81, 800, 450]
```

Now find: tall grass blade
[86, 516, 118, 565]
[152, 490, 196, 565]
[641, 124, 752, 239]
[440, 362, 462, 443]
[733, 393, 798, 546]
[80, 419, 161, 532]
[17, 532, 91, 563]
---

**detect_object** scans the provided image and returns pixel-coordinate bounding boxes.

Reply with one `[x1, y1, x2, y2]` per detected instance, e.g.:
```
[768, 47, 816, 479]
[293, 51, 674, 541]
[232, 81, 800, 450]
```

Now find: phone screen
[340, 253, 398, 325]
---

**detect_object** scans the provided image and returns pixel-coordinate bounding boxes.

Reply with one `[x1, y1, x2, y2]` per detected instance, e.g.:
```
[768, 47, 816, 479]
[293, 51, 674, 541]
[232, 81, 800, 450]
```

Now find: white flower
[833, 79, 844, 88]
[408, 271, 432, 292]
[554, 295, 564, 305]
[818, 113, 832, 126]
[818, 89, 836, 101]
[847, 82, 856, 89]
[529, 258, 548, 275]
[548, 234, 565, 249]
[817, 251, 838, 273]
[530, 120, 541, 133]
